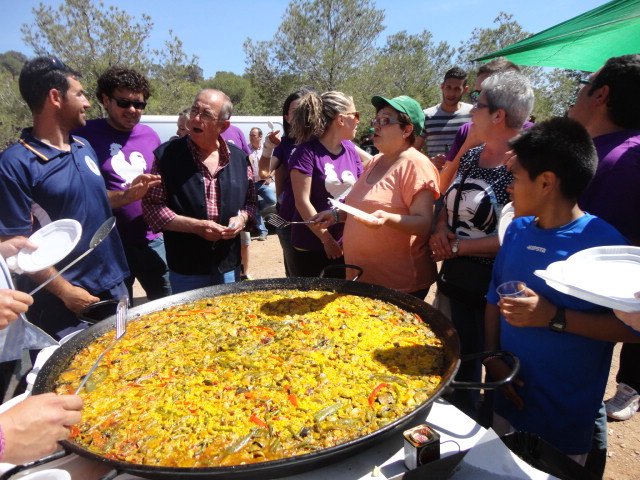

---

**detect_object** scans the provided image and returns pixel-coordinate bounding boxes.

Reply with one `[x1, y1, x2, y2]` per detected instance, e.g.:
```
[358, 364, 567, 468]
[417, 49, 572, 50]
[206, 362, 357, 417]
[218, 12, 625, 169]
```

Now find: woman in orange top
[312, 95, 439, 298]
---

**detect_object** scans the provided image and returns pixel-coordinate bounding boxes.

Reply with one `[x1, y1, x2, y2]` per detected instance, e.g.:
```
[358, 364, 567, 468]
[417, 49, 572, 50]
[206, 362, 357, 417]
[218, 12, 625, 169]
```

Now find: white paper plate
[328, 198, 379, 224]
[498, 202, 514, 245]
[534, 246, 640, 312]
[17, 219, 82, 273]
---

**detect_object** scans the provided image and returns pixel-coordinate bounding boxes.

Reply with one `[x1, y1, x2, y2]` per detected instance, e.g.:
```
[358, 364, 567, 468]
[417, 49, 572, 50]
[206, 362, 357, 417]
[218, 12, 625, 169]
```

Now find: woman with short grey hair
[429, 70, 534, 421]
[482, 71, 535, 129]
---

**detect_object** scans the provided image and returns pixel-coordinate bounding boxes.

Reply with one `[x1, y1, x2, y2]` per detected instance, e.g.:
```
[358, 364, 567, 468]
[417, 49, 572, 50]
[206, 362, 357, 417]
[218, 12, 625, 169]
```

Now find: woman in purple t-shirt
[288, 90, 364, 278]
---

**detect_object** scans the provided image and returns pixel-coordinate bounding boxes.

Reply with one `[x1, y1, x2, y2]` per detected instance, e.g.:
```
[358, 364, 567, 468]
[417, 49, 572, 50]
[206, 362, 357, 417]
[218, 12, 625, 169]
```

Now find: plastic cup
[496, 281, 527, 299]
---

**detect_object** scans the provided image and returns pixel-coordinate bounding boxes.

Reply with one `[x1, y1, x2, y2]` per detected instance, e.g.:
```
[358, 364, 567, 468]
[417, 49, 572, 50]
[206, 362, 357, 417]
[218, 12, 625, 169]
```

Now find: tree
[0, 51, 30, 147]
[455, 12, 572, 121]
[343, 30, 455, 137]
[0, 67, 30, 148]
[21, 0, 201, 117]
[202, 72, 261, 116]
[147, 32, 202, 115]
[0, 51, 28, 80]
[244, 0, 386, 113]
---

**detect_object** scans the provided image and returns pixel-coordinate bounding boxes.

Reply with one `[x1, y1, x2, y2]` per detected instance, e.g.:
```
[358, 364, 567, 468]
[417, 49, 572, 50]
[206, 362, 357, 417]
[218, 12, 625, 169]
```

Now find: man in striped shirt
[415, 67, 472, 169]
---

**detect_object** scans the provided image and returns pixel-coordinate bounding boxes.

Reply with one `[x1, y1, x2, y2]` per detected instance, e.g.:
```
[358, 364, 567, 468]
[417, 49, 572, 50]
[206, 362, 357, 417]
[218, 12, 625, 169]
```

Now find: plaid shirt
[143, 135, 256, 233]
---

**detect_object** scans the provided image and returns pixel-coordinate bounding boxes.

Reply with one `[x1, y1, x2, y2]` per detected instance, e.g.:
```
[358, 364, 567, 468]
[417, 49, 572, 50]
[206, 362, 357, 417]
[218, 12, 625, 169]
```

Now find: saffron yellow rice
[55, 290, 445, 467]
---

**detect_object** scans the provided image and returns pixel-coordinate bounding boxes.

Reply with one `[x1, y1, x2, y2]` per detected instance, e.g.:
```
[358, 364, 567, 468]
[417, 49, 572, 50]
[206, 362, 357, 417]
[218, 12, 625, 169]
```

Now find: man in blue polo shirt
[0, 56, 130, 339]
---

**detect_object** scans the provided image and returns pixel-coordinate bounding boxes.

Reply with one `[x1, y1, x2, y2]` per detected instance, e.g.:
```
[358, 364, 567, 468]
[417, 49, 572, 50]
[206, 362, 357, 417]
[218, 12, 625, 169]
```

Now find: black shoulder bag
[436, 163, 494, 307]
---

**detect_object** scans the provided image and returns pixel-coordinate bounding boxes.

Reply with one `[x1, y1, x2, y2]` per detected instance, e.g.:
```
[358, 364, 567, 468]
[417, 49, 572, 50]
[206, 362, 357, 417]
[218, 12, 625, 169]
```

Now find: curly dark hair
[95, 66, 151, 102]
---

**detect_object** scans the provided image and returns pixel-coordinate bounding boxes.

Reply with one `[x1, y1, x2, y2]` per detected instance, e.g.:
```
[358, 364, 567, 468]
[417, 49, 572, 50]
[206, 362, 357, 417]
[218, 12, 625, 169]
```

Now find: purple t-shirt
[288, 139, 363, 251]
[274, 136, 297, 221]
[446, 121, 535, 161]
[73, 119, 161, 245]
[221, 124, 251, 155]
[579, 130, 640, 244]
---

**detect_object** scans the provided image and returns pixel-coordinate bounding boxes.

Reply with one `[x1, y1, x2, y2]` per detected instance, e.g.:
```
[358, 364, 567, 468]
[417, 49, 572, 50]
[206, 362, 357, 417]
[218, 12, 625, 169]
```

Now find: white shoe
[605, 383, 640, 421]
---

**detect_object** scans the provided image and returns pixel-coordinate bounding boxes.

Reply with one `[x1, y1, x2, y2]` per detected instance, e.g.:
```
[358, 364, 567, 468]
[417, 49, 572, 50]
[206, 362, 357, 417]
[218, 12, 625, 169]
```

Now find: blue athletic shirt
[0, 128, 129, 293]
[487, 214, 628, 455]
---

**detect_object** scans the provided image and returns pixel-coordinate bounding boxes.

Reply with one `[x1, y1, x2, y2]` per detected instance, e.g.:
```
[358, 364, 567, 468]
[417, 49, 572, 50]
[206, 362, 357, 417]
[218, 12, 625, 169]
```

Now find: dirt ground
[134, 232, 639, 478]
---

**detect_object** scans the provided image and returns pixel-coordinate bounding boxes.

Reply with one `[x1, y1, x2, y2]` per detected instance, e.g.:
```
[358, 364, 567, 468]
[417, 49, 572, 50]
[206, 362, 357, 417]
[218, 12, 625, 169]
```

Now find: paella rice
[55, 290, 446, 467]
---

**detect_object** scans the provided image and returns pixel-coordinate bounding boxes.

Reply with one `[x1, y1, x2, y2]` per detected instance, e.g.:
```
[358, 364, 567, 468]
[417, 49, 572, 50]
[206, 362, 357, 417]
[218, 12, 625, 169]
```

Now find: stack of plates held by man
[534, 246, 640, 312]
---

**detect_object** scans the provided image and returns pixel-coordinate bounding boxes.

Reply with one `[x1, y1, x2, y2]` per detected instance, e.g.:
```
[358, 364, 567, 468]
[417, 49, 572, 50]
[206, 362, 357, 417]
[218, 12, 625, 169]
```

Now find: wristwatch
[451, 239, 460, 257]
[548, 307, 567, 333]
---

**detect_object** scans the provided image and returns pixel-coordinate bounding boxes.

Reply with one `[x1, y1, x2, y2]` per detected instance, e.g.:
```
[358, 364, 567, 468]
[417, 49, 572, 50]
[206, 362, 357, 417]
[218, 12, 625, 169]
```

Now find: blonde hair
[290, 91, 353, 144]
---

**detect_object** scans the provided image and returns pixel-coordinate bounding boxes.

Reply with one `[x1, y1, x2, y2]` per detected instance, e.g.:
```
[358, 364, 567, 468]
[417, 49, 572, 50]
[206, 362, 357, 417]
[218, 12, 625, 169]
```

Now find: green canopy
[474, 0, 640, 72]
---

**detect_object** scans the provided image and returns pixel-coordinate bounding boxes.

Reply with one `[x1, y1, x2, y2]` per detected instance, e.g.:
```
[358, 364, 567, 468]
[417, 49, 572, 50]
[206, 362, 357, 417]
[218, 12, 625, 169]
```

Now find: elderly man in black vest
[143, 89, 257, 293]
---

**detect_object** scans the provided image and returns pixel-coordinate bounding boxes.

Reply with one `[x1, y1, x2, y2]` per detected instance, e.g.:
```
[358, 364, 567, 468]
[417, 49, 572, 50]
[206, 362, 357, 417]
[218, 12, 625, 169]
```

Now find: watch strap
[548, 307, 567, 333]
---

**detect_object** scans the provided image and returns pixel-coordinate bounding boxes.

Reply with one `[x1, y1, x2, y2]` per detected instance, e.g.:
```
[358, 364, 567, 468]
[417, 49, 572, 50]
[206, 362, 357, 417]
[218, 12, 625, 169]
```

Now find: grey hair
[290, 90, 353, 144]
[481, 71, 534, 129]
[194, 89, 234, 121]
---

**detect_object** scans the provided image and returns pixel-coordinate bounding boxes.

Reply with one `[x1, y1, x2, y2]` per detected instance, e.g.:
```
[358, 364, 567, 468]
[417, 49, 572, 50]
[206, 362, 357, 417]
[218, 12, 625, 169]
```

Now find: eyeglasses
[189, 107, 223, 123]
[371, 117, 404, 128]
[342, 111, 360, 121]
[469, 90, 481, 103]
[578, 79, 593, 87]
[109, 96, 147, 110]
[472, 101, 492, 110]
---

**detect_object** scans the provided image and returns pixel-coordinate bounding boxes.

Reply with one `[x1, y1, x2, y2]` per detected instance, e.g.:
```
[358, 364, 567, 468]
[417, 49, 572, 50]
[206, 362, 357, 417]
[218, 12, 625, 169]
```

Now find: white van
[140, 115, 284, 144]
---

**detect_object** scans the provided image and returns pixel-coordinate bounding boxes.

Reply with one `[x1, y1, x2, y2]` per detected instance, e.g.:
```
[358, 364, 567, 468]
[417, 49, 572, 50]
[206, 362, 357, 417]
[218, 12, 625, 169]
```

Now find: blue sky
[0, 0, 609, 78]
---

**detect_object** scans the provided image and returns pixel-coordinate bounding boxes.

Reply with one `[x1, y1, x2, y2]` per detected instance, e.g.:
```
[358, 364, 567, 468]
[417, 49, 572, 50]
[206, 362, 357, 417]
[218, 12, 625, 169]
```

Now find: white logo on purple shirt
[109, 143, 146, 188]
[324, 163, 357, 200]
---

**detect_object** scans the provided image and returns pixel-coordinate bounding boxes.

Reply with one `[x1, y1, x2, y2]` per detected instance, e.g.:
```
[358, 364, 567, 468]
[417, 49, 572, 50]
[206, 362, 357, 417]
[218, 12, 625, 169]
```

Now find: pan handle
[0, 450, 68, 480]
[319, 264, 364, 281]
[98, 469, 121, 480]
[449, 350, 520, 390]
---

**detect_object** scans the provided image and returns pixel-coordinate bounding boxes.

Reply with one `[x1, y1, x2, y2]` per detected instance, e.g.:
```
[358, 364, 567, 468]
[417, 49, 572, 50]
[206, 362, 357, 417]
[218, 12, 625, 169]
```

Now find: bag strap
[451, 162, 473, 230]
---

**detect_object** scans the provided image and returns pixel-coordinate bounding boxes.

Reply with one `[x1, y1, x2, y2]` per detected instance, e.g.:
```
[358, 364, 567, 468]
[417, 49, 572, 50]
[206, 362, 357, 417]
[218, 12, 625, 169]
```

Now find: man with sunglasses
[0, 57, 129, 339]
[73, 66, 171, 302]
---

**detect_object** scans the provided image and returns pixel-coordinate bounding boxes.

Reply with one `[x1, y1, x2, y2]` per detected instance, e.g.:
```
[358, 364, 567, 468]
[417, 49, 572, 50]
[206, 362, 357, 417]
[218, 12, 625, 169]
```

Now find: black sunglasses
[45, 56, 68, 73]
[109, 96, 147, 110]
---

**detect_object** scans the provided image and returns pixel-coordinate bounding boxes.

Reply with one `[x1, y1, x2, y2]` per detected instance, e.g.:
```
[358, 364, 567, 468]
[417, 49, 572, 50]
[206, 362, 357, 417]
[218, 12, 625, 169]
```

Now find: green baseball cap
[371, 95, 425, 136]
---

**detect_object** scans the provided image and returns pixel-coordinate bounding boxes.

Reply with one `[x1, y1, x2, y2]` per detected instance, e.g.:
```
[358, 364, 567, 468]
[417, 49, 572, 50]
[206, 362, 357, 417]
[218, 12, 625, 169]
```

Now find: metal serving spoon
[29, 216, 116, 296]
[75, 295, 128, 394]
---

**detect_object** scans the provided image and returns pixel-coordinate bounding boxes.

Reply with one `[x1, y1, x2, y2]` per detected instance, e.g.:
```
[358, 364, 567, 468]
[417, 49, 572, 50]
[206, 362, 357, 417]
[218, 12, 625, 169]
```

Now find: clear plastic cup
[496, 281, 527, 299]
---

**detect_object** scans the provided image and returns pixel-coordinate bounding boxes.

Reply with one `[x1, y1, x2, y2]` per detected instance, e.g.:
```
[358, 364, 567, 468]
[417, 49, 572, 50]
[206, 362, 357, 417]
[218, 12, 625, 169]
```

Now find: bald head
[195, 89, 233, 121]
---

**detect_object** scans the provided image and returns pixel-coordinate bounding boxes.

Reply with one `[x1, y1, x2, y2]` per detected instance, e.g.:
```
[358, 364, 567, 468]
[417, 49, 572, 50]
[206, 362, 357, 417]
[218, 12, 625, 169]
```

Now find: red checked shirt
[143, 135, 256, 233]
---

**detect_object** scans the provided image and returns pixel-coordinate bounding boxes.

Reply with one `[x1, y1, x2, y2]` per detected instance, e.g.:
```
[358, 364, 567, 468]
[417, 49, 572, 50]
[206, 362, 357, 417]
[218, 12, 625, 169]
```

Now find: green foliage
[0, 69, 30, 148]
[244, 0, 386, 115]
[146, 31, 202, 115]
[202, 72, 262, 116]
[344, 29, 456, 137]
[0, 0, 603, 139]
[20, 0, 200, 117]
[0, 51, 28, 80]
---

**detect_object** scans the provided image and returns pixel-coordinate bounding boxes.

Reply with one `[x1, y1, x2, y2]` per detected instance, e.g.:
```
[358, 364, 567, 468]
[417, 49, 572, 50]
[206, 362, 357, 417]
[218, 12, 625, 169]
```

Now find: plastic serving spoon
[28, 216, 116, 296]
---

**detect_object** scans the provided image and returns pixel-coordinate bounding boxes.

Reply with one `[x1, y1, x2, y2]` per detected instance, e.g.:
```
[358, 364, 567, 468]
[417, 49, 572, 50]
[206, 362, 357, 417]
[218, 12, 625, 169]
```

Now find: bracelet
[0, 424, 5, 462]
[331, 209, 340, 225]
[482, 355, 502, 366]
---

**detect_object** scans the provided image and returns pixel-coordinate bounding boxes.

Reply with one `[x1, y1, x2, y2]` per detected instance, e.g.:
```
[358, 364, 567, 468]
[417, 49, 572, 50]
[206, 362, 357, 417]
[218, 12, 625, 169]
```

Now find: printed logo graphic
[110, 143, 147, 188]
[85, 156, 101, 176]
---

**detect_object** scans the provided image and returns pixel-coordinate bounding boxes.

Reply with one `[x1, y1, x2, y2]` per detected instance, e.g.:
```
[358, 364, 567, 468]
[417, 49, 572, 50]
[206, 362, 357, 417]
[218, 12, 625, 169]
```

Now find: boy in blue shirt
[484, 117, 638, 465]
